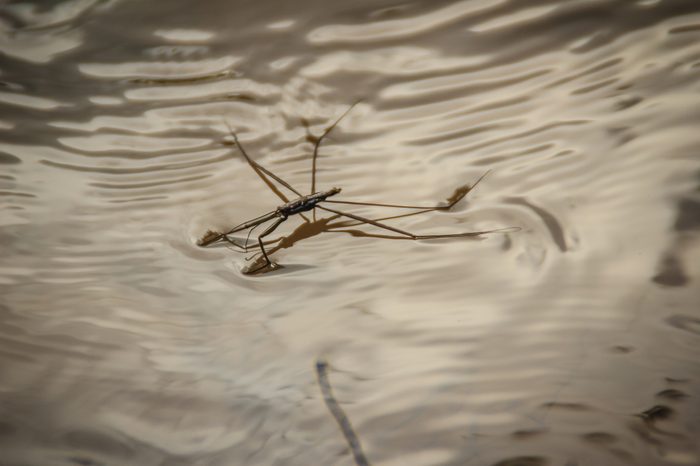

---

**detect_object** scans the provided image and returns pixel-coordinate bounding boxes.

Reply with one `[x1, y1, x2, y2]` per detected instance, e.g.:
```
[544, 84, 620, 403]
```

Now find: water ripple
[1, 0, 699, 465]
[307, 0, 505, 44]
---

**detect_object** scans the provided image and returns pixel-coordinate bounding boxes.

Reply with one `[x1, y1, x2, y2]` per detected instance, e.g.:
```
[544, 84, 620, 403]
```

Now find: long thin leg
[325, 208, 434, 229]
[223, 121, 304, 201]
[323, 170, 491, 211]
[230, 235, 282, 254]
[248, 216, 286, 273]
[198, 210, 278, 246]
[311, 101, 361, 195]
[222, 236, 248, 251]
[319, 205, 513, 239]
[324, 199, 451, 209]
[225, 122, 311, 223]
[244, 221, 263, 250]
[323, 226, 517, 240]
[319, 206, 415, 238]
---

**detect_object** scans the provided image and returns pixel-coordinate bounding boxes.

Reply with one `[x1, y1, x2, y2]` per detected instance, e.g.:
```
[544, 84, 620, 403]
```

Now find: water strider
[198, 103, 516, 274]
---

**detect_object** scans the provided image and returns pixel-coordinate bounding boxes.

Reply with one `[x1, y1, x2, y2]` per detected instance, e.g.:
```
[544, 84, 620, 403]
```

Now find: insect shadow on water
[198, 102, 516, 274]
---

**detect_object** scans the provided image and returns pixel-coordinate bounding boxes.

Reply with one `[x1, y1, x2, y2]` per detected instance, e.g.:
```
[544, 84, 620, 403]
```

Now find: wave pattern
[1, 0, 700, 465]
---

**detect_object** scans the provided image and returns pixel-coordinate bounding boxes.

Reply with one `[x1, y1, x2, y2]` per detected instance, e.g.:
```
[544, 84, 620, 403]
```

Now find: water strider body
[198, 103, 516, 274]
[280, 188, 342, 216]
[198, 188, 344, 261]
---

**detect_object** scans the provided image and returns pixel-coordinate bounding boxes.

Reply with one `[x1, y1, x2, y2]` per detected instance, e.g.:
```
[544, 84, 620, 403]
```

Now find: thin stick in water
[315, 359, 371, 466]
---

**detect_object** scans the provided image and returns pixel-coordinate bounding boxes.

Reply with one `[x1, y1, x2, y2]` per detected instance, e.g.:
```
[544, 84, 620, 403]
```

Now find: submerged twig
[315, 359, 371, 466]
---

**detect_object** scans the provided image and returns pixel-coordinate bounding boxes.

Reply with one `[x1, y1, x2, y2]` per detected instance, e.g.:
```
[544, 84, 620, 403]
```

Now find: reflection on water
[1, 0, 700, 464]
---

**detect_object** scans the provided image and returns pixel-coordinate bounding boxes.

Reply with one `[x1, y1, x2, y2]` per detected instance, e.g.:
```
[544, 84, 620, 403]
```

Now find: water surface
[1, 0, 700, 465]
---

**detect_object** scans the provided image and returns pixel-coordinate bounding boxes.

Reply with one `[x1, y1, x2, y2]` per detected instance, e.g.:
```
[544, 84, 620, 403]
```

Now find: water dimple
[504, 197, 567, 252]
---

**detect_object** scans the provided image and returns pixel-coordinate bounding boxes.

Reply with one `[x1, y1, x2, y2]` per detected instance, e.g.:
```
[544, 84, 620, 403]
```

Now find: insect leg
[319, 206, 416, 238]
[319, 206, 513, 239]
[198, 211, 278, 247]
[247, 216, 287, 273]
[310, 101, 361, 195]
[324, 170, 491, 211]
[223, 121, 304, 201]
[244, 221, 264, 251]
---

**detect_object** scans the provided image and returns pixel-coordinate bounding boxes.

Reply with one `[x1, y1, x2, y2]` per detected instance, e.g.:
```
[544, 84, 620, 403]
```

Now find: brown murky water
[1, 1, 700, 465]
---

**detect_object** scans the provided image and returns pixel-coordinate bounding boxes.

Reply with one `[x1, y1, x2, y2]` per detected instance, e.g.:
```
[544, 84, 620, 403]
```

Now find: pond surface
[1, 1, 700, 465]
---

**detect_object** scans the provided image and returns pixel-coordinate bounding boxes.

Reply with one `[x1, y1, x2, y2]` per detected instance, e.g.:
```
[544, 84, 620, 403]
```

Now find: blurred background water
[1, 0, 700, 465]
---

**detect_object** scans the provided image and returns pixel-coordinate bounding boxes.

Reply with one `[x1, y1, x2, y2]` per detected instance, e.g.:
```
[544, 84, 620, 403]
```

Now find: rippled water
[1, 1, 700, 465]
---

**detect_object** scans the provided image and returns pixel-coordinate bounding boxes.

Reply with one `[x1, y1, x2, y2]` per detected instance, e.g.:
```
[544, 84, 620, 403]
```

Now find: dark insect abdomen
[278, 190, 338, 217]
[286, 199, 317, 214]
